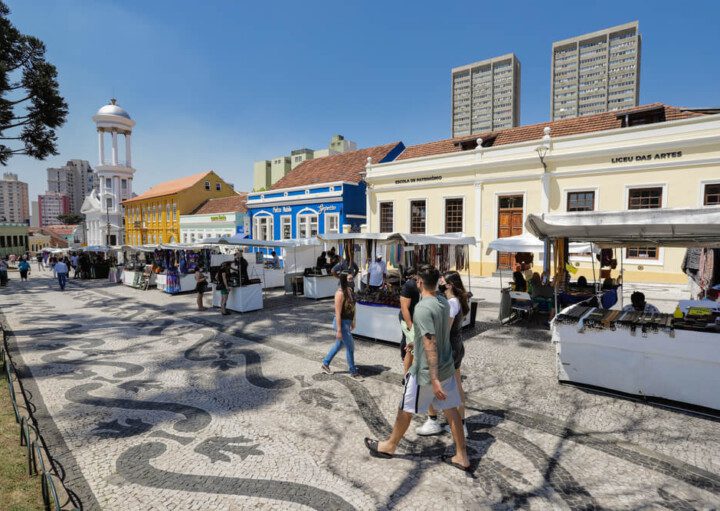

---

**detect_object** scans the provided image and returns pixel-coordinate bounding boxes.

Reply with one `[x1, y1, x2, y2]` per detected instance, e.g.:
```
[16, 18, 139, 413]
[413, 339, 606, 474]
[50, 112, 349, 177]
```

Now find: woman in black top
[195, 268, 208, 311]
[321, 271, 361, 380]
[216, 262, 231, 315]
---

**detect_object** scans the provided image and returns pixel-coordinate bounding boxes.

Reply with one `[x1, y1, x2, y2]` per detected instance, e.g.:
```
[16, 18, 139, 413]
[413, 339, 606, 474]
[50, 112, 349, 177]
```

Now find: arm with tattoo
[422, 333, 439, 381]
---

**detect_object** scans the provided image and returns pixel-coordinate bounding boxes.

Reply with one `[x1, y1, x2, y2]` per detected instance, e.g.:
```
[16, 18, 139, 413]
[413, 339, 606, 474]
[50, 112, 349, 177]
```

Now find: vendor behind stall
[367, 255, 386, 291]
[233, 249, 249, 285]
[622, 291, 660, 314]
[316, 251, 328, 273]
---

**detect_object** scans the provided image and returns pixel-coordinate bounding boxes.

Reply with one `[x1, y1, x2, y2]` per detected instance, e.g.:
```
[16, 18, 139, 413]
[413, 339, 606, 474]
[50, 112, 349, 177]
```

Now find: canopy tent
[201, 235, 322, 248]
[318, 232, 477, 246]
[121, 244, 159, 253]
[525, 208, 720, 247]
[81, 245, 112, 253]
[197, 236, 321, 274]
[485, 233, 597, 255]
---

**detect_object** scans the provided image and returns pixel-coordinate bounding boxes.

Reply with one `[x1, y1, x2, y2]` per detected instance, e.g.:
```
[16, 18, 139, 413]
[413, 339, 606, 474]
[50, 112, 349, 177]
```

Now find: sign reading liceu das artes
[611, 151, 683, 164]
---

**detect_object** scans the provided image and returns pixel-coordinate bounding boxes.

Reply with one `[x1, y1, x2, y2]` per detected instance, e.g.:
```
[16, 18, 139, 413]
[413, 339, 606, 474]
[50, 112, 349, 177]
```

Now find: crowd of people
[318, 260, 473, 472]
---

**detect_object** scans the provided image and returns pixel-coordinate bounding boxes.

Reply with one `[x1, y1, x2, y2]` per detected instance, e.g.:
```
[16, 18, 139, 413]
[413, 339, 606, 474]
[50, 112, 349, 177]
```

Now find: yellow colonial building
[365, 104, 720, 283]
[123, 171, 237, 245]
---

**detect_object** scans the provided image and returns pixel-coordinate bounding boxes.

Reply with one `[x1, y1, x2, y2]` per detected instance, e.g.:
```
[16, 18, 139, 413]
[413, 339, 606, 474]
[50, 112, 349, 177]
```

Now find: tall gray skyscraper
[46, 159, 96, 215]
[451, 53, 521, 138]
[551, 21, 641, 121]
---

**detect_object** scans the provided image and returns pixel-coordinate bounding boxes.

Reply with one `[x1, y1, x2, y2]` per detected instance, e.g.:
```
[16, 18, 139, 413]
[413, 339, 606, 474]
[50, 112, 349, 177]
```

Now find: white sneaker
[443, 423, 468, 438]
[415, 417, 442, 436]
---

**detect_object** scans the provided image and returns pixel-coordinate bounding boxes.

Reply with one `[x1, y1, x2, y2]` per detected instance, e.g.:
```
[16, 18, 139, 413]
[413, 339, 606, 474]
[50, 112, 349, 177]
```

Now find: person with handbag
[321, 271, 362, 380]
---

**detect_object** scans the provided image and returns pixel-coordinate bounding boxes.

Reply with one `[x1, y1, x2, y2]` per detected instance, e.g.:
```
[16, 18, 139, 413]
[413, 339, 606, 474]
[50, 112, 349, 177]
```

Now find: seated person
[528, 272, 541, 295]
[622, 291, 660, 314]
[576, 275, 588, 287]
[601, 277, 614, 290]
[270, 250, 280, 269]
[316, 251, 328, 273]
[512, 267, 527, 292]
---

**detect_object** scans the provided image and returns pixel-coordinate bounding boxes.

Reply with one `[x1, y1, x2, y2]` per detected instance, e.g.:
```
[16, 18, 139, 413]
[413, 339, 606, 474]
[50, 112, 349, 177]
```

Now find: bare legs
[197, 291, 205, 311]
[377, 407, 469, 468]
[220, 293, 228, 314]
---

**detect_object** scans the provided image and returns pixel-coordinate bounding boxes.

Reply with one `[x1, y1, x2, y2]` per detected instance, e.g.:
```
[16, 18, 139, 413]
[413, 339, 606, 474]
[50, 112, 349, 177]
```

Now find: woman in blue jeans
[321, 271, 362, 380]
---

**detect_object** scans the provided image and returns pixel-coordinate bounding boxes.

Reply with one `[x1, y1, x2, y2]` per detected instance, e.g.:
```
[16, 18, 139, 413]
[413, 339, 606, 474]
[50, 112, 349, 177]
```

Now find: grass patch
[0, 378, 44, 511]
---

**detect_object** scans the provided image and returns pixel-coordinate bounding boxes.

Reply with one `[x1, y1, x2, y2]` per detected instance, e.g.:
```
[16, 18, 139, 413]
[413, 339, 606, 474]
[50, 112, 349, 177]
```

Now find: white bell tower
[82, 99, 136, 246]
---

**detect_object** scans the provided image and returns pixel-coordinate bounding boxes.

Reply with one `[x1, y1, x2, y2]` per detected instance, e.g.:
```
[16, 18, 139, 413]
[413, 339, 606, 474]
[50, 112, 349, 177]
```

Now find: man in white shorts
[364, 265, 470, 472]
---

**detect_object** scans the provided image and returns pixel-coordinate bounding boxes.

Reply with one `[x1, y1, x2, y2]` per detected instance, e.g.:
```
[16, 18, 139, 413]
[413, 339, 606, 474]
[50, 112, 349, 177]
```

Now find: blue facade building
[246, 142, 404, 241]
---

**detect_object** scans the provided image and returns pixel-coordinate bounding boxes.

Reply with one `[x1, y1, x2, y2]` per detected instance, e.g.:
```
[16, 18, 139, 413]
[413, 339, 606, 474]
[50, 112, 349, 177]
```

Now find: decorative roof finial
[110, 98, 117, 105]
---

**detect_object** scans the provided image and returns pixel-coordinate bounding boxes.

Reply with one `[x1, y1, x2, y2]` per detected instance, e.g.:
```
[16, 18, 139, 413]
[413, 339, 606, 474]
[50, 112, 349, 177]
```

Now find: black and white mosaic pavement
[2, 271, 720, 510]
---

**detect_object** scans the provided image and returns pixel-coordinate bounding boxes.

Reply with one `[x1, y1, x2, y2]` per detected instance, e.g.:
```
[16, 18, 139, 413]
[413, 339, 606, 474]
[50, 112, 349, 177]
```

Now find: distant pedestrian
[321, 271, 362, 380]
[54, 258, 69, 291]
[363, 265, 470, 472]
[216, 262, 231, 315]
[195, 269, 208, 311]
[36, 252, 43, 271]
[0, 259, 8, 287]
[18, 257, 30, 282]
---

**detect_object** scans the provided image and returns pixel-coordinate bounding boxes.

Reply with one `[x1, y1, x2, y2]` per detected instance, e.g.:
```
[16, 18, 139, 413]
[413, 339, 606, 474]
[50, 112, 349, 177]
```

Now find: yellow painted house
[123, 171, 237, 245]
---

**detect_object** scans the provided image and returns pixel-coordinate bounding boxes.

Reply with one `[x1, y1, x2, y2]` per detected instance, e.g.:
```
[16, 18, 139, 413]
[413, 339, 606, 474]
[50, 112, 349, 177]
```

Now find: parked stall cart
[525, 207, 720, 412]
[319, 232, 478, 344]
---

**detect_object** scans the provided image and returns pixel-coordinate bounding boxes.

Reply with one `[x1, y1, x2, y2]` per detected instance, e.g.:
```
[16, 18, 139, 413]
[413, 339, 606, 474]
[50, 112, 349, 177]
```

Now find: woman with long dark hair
[321, 271, 362, 380]
[416, 270, 470, 437]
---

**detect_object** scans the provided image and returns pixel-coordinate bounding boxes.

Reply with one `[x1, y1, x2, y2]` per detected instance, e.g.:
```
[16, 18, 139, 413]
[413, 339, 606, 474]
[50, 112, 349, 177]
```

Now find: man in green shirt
[364, 265, 470, 472]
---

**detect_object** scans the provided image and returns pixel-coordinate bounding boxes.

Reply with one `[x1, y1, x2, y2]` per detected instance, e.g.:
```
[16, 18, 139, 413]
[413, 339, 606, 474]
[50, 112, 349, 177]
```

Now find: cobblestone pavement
[2, 271, 720, 510]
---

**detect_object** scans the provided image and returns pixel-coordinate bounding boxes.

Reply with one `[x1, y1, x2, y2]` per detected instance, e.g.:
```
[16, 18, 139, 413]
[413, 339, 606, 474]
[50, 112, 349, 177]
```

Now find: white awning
[199, 236, 322, 249]
[81, 245, 112, 253]
[318, 232, 477, 246]
[525, 208, 720, 247]
[485, 233, 597, 255]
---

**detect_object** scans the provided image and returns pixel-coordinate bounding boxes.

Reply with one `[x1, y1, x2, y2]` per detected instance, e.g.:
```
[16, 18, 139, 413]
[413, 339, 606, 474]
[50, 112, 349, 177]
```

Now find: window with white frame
[444, 198, 463, 233]
[379, 202, 393, 233]
[298, 213, 318, 239]
[410, 200, 426, 234]
[704, 183, 720, 206]
[253, 215, 273, 241]
[183, 233, 188, 243]
[325, 213, 340, 234]
[626, 187, 662, 259]
[280, 216, 292, 240]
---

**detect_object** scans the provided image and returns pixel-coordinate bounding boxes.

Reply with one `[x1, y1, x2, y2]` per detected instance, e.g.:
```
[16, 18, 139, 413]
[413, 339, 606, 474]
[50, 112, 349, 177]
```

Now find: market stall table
[303, 274, 337, 299]
[156, 272, 198, 294]
[526, 207, 720, 411]
[212, 283, 263, 313]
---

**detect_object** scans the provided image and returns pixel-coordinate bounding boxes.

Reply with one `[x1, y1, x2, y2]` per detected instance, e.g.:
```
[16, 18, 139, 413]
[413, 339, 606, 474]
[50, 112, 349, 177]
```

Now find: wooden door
[497, 195, 524, 270]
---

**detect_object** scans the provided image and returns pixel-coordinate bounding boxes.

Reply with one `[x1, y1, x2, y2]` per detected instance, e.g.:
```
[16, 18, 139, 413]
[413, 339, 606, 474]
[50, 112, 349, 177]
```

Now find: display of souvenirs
[555, 304, 720, 334]
[356, 287, 401, 308]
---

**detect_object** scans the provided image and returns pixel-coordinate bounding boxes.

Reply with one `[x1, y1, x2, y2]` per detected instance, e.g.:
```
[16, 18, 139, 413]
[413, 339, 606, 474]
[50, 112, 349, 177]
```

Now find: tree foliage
[57, 213, 84, 225]
[0, 1, 68, 165]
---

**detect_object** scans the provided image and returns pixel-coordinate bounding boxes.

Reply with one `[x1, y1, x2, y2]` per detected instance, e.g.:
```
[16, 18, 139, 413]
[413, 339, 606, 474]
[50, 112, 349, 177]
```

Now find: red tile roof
[270, 142, 402, 189]
[123, 171, 212, 204]
[192, 193, 248, 215]
[398, 104, 705, 161]
[41, 224, 77, 236]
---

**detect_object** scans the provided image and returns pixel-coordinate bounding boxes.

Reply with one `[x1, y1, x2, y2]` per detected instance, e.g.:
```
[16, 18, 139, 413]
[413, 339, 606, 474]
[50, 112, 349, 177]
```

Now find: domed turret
[96, 99, 131, 119]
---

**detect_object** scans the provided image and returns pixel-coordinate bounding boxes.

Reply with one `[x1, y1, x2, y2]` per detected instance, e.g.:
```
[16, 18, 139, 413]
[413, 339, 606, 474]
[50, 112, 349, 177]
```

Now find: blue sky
[5, 0, 719, 203]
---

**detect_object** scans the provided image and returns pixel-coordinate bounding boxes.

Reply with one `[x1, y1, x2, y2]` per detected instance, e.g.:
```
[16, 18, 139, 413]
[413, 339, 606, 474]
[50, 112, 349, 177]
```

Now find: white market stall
[202, 235, 319, 291]
[319, 232, 478, 344]
[120, 245, 158, 289]
[153, 243, 211, 294]
[525, 207, 720, 411]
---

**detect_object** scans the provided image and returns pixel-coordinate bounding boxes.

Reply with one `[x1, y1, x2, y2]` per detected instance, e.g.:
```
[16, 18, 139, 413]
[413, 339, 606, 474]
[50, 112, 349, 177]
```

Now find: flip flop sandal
[364, 437, 393, 459]
[441, 454, 472, 473]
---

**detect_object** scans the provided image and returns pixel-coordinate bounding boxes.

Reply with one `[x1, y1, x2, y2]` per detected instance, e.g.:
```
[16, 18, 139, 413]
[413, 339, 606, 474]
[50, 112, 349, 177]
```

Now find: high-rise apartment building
[451, 54, 521, 138]
[253, 134, 357, 191]
[47, 159, 96, 215]
[551, 21, 641, 121]
[0, 172, 30, 223]
[38, 192, 71, 227]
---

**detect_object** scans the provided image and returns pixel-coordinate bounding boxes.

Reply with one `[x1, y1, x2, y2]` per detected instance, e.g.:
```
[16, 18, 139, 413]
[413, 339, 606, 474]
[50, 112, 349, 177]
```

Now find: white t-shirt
[448, 296, 461, 319]
[368, 260, 386, 287]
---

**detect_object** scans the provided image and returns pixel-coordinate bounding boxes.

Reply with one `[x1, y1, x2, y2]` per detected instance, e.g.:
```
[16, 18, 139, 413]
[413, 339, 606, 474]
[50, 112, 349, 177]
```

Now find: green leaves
[0, 1, 68, 165]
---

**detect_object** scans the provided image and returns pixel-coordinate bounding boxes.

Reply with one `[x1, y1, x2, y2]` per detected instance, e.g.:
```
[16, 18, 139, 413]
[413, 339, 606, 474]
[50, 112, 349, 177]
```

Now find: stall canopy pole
[620, 248, 625, 309]
[591, 242, 597, 290]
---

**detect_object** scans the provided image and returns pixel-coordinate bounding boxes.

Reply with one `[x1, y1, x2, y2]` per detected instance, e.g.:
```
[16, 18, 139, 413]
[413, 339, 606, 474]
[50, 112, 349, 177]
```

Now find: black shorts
[196, 281, 208, 293]
[450, 332, 464, 369]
